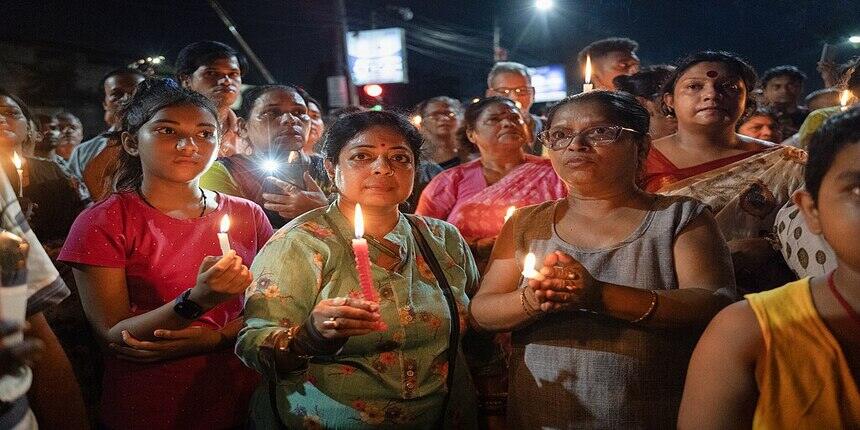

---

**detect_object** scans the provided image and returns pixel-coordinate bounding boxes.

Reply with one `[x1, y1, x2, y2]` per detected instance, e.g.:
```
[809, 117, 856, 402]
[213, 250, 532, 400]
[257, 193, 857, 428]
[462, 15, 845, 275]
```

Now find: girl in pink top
[59, 79, 272, 430]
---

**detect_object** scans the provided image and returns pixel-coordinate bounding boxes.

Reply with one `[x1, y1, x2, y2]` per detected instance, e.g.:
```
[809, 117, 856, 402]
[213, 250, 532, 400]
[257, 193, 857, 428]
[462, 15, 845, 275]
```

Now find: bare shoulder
[702, 300, 763, 356]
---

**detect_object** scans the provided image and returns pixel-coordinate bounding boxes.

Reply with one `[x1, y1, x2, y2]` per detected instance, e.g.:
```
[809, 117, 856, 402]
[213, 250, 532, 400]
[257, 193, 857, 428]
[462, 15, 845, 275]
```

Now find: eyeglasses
[489, 86, 535, 98]
[539, 125, 642, 150]
[423, 111, 458, 121]
[257, 109, 311, 123]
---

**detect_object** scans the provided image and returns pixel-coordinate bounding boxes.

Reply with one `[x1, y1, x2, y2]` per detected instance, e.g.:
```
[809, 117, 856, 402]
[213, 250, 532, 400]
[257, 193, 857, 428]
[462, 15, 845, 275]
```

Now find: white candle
[11, 151, 23, 197]
[521, 252, 545, 281]
[840, 90, 852, 111]
[217, 215, 231, 255]
[582, 55, 594, 93]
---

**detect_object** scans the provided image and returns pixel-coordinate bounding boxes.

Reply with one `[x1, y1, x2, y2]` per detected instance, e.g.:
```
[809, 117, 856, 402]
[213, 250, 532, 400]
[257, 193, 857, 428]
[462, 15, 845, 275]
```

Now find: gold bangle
[520, 288, 539, 316]
[630, 290, 658, 324]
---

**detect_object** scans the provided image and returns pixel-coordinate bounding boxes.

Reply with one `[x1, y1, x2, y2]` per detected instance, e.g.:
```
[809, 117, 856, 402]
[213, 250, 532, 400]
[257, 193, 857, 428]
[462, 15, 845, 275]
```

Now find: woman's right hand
[189, 250, 253, 309]
[310, 297, 383, 338]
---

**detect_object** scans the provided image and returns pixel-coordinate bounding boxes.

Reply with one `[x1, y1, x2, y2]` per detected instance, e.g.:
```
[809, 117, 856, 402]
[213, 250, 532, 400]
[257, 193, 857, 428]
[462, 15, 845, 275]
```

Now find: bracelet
[520, 288, 539, 317]
[630, 290, 658, 324]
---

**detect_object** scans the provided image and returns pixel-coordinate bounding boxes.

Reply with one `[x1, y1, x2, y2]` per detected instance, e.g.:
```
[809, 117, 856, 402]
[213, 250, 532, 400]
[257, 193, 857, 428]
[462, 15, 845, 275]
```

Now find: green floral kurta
[237, 201, 478, 429]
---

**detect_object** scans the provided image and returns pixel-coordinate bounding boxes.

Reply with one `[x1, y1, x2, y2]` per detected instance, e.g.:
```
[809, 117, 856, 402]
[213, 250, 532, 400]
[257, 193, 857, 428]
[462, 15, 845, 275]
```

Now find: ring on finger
[322, 316, 338, 329]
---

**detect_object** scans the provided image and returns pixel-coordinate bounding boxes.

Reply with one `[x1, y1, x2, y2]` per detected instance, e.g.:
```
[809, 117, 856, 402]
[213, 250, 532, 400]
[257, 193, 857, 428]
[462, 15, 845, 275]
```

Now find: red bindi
[706, 70, 719, 78]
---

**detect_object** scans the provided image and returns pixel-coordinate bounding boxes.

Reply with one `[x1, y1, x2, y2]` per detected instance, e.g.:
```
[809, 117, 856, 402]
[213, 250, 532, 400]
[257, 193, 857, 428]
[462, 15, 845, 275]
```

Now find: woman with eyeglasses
[200, 85, 332, 228]
[470, 90, 736, 429]
[416, 97, 566, 272]
[643, 51, 805, 294]
[415, 96, 467, 170]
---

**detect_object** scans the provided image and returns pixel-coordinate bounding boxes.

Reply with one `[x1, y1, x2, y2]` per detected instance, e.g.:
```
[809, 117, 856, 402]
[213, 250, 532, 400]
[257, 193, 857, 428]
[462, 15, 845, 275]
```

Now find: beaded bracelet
[520, 288, 539, 316]
[630, 289, 658, 324]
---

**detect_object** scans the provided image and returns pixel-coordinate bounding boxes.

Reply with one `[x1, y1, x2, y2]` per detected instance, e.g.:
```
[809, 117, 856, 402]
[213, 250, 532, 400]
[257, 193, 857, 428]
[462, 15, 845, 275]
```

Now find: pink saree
[416, 155, 567, 241]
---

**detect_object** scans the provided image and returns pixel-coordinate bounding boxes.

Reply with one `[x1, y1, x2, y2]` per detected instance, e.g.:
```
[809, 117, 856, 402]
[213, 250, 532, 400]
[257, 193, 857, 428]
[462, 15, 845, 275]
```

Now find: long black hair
[112, 78, 219, 191]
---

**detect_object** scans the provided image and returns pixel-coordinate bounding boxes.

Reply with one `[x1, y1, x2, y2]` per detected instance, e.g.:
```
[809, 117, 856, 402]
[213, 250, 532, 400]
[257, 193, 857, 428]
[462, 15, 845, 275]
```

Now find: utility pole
[334, 0, 357, 106]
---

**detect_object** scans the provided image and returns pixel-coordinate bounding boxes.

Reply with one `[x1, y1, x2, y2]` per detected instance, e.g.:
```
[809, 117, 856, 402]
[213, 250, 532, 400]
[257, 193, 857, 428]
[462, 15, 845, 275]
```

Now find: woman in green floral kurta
[236, 111, 479, 429]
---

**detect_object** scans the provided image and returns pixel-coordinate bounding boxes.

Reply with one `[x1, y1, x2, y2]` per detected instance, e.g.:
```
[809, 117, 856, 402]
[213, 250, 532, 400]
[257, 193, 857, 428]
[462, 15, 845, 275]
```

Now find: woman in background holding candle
[471, 91, 736, 429]
[59, 79, 272, 430]
[237, 111, 479, 429]
[416, 97, 567, 272]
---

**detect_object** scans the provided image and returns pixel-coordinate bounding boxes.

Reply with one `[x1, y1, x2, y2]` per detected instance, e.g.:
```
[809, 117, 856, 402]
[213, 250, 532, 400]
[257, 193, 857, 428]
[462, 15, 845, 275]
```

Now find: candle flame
[524, 252, 536, 271]
[584, 55, 592, 84]
[11, 151, 22, 170]
[411, 115, 422, 127]
[840, 90, 851, 107]
[219, 215, 230, 233]
[354, 204, 364, 238]
[504, 206, 516, 222]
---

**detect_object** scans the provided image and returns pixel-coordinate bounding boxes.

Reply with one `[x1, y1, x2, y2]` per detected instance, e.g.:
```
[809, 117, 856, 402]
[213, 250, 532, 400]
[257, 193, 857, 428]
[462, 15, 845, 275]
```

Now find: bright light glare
[535, 0, 553, 11]
[262, 159, 279, 173]
[849, 35, 860, 44]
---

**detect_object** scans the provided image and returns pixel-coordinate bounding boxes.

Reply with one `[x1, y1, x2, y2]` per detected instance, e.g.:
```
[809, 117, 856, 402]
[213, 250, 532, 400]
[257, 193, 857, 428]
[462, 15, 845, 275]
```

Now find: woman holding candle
[236, 110, 479, 429]
[643, 51, 806, 293]
[416, 96, 567, 271]
[679, 107, 860, 429]
[0, 88, 86, 244]
[59, 79, 272, 429]
[470, 90, 736, 429]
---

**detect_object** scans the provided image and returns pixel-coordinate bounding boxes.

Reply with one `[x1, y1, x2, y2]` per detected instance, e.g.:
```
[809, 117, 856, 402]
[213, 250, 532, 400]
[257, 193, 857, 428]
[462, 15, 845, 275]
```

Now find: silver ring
[322, 316, 338, 329]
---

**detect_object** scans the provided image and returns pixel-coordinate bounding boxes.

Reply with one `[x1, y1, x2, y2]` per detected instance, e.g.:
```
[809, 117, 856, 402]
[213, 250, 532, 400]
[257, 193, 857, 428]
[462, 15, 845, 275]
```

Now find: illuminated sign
[529, 64, 567, 103]
[347, 28, 408, 85]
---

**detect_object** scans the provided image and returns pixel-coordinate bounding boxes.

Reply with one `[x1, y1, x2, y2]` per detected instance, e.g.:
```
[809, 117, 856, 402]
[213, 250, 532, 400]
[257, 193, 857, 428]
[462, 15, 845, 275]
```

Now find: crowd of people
[0, 34, 858, 430]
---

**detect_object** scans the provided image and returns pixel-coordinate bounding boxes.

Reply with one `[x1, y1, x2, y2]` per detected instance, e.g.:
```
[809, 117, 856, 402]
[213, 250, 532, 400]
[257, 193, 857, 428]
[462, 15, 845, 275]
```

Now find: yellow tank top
[746, 278, 860, 429]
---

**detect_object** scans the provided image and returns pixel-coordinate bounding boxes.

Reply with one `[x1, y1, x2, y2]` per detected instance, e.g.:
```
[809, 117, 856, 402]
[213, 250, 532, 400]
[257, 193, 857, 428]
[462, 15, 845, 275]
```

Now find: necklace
[827, 271, 860, 329]
[137, 187, 207, 218]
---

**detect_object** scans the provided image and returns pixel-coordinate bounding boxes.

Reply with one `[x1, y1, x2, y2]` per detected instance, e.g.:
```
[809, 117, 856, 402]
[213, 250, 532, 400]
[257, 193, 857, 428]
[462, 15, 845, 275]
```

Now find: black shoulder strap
[406, 215, 459, 419]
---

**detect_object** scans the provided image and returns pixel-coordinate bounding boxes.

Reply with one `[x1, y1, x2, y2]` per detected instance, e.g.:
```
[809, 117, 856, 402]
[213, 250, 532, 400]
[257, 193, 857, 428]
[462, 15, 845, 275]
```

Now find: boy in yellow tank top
[678, 106, 860, 429]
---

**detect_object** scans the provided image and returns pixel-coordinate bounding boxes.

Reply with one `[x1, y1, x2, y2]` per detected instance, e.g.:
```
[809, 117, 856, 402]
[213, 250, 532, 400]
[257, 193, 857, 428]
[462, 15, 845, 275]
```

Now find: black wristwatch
[173, 289, 204, 320]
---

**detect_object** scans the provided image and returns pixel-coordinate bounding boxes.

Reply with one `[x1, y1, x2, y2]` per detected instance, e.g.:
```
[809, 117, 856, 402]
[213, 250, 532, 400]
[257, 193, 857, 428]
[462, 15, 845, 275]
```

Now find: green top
[236, 201, 478, 429]
[200, 160, 244, 198]
[797, 106, 841, 149]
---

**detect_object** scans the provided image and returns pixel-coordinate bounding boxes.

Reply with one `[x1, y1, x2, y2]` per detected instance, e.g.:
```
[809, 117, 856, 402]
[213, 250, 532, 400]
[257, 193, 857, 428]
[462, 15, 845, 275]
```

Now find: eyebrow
[836, 170, 860, 182]
[351, 143, 411, 151]
[151, 119, 216, 127]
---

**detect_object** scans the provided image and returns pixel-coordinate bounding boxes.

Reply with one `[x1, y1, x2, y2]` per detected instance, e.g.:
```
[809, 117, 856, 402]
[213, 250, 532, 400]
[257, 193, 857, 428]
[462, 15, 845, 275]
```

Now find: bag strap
[406, 215, 459, 424]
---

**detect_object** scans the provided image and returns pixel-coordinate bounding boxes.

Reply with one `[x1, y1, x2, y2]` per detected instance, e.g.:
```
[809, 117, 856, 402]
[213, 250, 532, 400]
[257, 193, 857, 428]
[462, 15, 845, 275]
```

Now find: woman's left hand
[262, 173, 328, 219]
[528, 251, 601, 312]
[109, 326, 225, 363]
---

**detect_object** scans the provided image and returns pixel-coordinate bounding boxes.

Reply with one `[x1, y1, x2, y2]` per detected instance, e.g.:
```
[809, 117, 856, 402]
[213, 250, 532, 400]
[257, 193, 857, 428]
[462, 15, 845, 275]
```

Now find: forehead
[56, 113, 80, 122]
[825, 143, 860, 183]
[344, 126, 411, 150]
[104, 73, 144, 92]
[425, 101, 455, 112]
[602, 50, 638, 63]
[0, 95, 21, 109]
[746, 114, 774, 124]
[479, 101, 518, 117]
[490, 71, 529, 88]
[679, 62, 737, 80]
[551, 101, 614, 127]
[766, 75, 800, 86]
[197, 56, 241, 71]
[149, 103, 217, 124]
[252, 89, 305, 111]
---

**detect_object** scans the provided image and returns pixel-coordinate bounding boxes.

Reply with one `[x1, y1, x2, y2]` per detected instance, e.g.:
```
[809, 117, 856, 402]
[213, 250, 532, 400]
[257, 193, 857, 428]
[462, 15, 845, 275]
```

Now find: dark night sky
[2, 0, 859, 111]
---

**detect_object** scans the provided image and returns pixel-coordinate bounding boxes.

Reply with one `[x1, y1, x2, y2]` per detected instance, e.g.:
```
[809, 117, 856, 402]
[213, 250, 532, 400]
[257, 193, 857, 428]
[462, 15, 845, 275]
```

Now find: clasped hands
[110, 251, 251, 363]
[525, 251, 601, 313]
[262, 172, 328, 219]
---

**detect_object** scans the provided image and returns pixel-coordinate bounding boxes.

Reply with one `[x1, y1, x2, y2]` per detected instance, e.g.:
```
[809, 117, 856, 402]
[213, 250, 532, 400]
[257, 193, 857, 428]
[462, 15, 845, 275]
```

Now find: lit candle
[840, 90, 852, 111]
[583, 55, 594, 93]
[217, 215, 231, 255]
[411, 114, 422, 127]
[504, 206, 516, 223]
[11, 152, 23, 198]
[352, 204, 378, 302]
[521, 252, 545, 281]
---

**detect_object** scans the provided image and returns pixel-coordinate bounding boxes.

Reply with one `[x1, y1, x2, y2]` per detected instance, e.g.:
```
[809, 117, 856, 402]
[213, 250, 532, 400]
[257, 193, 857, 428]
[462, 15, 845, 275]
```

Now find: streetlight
[535, 0, 554, 11]
[849, 35, 860, 44]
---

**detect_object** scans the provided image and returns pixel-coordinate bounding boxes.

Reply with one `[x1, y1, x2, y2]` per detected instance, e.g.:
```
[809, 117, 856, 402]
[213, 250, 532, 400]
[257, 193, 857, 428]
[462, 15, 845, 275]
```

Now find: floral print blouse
[236, 201, 478, 429]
